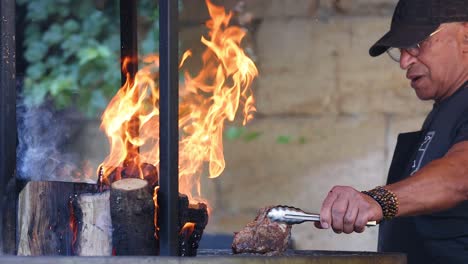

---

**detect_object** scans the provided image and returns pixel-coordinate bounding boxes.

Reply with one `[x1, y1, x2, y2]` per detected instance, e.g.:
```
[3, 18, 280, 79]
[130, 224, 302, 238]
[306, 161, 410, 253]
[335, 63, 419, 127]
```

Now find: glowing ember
[69, 200, 78, 253]
[98, 0, 258, 206]
[153, 186, 160, 239]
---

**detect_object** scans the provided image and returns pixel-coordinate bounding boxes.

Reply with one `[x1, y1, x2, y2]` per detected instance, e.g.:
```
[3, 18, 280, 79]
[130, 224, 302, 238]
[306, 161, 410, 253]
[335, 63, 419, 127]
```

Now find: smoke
[16, 102, 93, 183]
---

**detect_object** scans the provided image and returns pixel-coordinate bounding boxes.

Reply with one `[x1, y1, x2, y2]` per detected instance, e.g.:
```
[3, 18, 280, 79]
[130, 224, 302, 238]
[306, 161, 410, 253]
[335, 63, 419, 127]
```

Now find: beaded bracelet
[361, 186, 399, 220]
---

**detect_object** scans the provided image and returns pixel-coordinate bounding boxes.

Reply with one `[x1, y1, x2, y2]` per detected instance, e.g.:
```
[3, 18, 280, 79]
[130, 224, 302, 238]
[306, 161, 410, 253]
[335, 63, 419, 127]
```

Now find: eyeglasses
[386, 27, 443, 62]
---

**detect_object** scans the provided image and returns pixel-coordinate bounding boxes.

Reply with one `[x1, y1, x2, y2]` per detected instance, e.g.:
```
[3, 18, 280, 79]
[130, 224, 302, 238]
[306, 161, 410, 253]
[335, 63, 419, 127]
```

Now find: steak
[231, 206, 292, 256]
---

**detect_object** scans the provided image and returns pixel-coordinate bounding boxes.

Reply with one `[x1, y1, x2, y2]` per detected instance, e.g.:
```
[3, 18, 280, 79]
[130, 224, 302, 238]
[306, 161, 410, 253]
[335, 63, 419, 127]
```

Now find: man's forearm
[386, 142, 468, 217]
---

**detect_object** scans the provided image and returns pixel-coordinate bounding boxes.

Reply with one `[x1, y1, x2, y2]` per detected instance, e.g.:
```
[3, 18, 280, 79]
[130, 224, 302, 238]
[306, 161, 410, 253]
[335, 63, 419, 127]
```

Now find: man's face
[399, 23, 468, 101]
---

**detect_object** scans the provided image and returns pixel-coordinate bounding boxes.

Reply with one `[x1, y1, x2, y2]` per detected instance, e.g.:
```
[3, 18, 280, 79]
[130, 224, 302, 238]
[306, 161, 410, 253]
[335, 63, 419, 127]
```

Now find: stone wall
[180, 0, 432, 251]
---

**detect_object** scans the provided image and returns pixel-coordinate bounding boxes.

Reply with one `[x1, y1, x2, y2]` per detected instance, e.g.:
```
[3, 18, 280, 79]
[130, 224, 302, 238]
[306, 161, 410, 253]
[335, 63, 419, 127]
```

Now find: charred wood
[110, 178, 158, 255]
[178, 201, 208, 256]
[165, 193, 208, 256]
[73, 182, 101, 195]
[17, 182, 73, 255]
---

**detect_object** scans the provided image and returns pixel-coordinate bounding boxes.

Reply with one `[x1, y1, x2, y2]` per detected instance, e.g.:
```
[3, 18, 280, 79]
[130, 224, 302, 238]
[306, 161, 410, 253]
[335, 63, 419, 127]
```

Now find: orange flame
[69, 200, 78, 253]
[98, 0, 258, 205]
[180, 222, 196, 237]
[153, 186, 160, 239]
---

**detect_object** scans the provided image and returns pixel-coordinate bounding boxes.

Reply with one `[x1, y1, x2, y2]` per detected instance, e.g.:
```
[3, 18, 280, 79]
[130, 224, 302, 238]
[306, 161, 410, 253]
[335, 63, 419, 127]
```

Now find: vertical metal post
[120, 0, 140, 165]
[0, 0, 17, 255]
[120, 0, 138, 85]
[159, 0, 179, 256]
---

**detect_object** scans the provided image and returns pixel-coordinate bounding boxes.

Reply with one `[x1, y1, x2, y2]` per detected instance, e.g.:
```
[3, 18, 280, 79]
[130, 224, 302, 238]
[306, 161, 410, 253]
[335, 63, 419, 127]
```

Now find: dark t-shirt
[379, 82, 468, 264]
[410, 84, 468, 176]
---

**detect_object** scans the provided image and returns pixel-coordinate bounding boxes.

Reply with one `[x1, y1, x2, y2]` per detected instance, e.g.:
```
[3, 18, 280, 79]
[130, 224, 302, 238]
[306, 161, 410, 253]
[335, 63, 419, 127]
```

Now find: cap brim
[369, 24, 439, 57]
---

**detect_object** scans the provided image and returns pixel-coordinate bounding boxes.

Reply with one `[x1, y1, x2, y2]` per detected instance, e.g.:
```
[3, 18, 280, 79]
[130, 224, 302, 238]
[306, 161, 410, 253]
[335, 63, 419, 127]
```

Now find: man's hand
[315, 186, 383, 234]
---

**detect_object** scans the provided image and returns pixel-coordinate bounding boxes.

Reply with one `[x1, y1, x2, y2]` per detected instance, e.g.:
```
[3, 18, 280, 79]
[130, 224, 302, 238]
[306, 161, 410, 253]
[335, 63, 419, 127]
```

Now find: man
[315, 0, 468, 263]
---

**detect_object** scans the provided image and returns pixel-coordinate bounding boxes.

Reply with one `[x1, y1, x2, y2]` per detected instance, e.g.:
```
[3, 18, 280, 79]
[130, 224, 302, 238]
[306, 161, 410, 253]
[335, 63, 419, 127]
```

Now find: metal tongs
[267, 205, 377, 226]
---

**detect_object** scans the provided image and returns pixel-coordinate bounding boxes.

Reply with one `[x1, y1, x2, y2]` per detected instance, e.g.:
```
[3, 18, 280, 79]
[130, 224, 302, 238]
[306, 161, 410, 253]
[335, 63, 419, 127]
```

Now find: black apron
[379, 85, 468, 264]
[378, 131, 430, 263]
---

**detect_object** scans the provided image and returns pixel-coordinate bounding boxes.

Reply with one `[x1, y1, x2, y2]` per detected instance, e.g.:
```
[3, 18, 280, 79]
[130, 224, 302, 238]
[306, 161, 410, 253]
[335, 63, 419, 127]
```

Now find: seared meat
[232, 206, 291, 256]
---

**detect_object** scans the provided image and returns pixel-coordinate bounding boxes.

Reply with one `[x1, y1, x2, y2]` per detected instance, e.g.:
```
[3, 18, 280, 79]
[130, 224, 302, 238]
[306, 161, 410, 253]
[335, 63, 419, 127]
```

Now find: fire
[98, 0, 258, 204]
[153, 186, 160, 239]
[180, 222, 196, 237]
[69, 200, 78, 253]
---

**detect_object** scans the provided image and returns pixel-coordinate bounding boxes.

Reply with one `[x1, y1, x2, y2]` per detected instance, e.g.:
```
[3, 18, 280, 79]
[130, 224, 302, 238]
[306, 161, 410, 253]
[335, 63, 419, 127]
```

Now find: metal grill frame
[0, 0, 180, 256]
[0, 0, 17, 255]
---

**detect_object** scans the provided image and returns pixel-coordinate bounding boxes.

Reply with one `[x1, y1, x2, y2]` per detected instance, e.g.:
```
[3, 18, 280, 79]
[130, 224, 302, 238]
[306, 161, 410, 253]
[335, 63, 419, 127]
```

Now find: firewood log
[110, 178, 158, 255]
[17, 182, 73, 255]
[72, 191, 112, 256]
[176, 193, 208, 256]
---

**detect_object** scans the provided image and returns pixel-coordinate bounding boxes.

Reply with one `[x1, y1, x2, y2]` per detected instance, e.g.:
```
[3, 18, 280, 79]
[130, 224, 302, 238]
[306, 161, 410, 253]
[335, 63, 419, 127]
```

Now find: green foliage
[276, 135, 291, 144]
[225, 126, 246, 140]
[224, 126, 306, 144]
[298, 136, 307, 144]
[19, 0, 160, 117]
[243, 131, 263, 142]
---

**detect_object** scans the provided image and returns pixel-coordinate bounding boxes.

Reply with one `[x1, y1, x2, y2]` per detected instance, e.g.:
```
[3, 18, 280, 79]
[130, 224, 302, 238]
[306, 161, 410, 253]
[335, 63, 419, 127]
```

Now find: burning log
[100, 163, 158, 189]
[110, 178, 158, 255]
[71, 191, 112, 256]
[176, 194, 209, 256]
[17, 182, 74, 255]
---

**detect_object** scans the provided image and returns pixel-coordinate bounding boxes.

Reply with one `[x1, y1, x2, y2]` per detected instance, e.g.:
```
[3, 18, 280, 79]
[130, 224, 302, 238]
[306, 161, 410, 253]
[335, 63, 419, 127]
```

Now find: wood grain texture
[17, 182, 73, 255]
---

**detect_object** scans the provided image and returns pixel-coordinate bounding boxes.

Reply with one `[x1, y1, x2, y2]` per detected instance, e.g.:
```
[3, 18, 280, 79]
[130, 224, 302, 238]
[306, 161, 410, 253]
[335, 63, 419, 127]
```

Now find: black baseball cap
[369, 0, 468, 57]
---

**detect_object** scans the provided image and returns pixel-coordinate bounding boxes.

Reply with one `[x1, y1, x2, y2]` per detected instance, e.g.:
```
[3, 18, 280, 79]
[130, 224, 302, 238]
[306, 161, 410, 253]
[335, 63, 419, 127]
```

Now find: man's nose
[399, 50, 417, 70]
